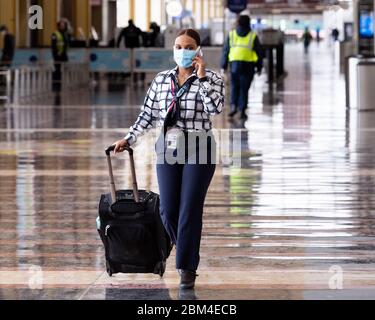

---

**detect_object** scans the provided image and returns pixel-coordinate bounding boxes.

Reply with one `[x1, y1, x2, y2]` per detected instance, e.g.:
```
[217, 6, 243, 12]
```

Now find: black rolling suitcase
[97, 145, 172, 277]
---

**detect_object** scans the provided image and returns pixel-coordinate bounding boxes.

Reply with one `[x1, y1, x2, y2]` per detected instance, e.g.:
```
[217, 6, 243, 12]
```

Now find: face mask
[173, 47, 200, 68]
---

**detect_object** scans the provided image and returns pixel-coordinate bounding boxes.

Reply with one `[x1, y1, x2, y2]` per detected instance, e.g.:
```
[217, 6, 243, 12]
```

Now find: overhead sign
[227, 0, 247, 13]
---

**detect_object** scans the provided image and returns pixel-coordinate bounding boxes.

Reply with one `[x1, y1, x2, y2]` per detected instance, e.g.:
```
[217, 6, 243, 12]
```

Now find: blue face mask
[173, 47, 199, 68]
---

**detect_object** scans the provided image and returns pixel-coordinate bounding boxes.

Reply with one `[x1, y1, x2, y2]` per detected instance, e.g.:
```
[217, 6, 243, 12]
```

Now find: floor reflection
[1, 43, 375, 299]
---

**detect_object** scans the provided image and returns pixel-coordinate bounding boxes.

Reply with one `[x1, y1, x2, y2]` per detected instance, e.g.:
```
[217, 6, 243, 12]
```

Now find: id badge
[166, 133, 178, 149]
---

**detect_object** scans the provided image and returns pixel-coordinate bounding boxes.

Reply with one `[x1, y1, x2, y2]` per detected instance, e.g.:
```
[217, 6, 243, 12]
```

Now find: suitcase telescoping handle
[105, 145, 140, 203]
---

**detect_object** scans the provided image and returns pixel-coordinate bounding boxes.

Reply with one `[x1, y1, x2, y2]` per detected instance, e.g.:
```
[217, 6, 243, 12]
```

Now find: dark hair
[238, 15, 250, 28]
[176, 29, 201, 46]
[0, 25, 7, 32]
[57, 20, 67, 28]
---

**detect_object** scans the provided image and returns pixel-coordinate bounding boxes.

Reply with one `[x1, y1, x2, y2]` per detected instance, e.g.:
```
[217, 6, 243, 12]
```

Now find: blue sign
[3, 48, 176, 73]
[12, 49, 40, 67]
[42, 49, 89, 65]
[134, 49, 175, 72]
[359, 12, 374, 38]
[89, 49, 131, 72]
[68, 49, 88, 63]
[227, 0, 247, 14]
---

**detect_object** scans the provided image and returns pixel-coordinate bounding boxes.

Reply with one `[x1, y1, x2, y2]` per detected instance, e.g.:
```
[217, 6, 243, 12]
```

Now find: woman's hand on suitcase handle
[113, 139, 129, 155]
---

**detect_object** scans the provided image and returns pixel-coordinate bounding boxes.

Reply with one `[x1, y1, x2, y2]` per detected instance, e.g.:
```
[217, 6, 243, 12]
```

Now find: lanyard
[167, 74, 196, 113]
[162, 74, 196, 137]
[167, 76, 177, 113]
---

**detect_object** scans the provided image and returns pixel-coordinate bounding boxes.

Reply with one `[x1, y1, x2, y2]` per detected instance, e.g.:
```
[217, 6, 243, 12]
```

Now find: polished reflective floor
[1, 43, 375, 300]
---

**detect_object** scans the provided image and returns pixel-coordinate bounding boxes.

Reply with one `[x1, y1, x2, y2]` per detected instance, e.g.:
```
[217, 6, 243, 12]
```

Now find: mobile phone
[196, 46, 203, 58]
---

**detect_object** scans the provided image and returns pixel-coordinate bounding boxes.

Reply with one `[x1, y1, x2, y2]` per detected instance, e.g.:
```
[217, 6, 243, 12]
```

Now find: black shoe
[178, 288, 198, 300]
[240, 111, 248, 120]
[178, 269, 198, 290]
[228, 110, 238, 118]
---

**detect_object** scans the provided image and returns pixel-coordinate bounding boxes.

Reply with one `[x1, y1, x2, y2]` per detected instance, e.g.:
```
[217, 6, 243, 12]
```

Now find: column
[146, 0, 151, 31]
[219, 0, 224, 18]
[72, 0, 91, 42]
[208, 0, 213, 21]
[18, 0, 29, 47]
[185, 0, 193, 11]
[0, 0, 16, 45]
[40, 0, 59, 47]
[200, 0, 204, 28]
[160, 0, 166, 26]
[129, 0, 135, 20]
[204, 0, 210, 27]
[192, 0, 197, 28]
[102, 0, 109, 44]
[352, 0, 359, 55]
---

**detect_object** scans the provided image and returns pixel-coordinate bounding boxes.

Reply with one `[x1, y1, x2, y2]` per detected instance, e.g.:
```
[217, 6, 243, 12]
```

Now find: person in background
[117, 19, 142, 49]
[149, 22, 164, 47]
[332, 28, 339, 42]
[89, 26, 99, 48]
[316, 27, 321, 43]
[302, 27, 313, 54]
[141, 30, 149, 48]
[0, 25, 15, 70]
[221, 15, 263, 120]
[117, 20, 145, 86]
[51, 19, 70, 91]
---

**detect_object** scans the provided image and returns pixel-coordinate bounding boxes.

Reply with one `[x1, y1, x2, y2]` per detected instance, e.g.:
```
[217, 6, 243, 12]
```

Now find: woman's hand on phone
[192, 55, 206, 79]
[113, 139, 129, 155]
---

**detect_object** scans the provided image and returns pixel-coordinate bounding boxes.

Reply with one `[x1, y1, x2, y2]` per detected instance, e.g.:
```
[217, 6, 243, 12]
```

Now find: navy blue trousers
[157, 162, 215, 271]
[230, 70, 254, 112]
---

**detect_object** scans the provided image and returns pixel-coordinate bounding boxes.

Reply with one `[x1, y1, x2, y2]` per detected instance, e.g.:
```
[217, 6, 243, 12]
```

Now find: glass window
[185, 0, 194, 11]
[151, 0, 162, 26]
[203, 0, 209, 28]
[195, 0, 202, 28]
[135, 0, 147, 31]
[117, 0, 130, 28]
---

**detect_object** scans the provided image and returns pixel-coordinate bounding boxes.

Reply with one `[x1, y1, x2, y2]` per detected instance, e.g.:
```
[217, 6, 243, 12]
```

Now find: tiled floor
[1, 43, 375, 300]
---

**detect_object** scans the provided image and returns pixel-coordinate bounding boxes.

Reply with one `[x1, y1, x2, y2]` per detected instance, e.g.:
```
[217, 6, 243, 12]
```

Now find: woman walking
[111, 29, 224, 289]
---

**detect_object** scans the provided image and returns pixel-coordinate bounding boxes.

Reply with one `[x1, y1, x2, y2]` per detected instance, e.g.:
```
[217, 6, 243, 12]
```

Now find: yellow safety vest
[53, 31, 66, 56]
[228, 30, 258, 63]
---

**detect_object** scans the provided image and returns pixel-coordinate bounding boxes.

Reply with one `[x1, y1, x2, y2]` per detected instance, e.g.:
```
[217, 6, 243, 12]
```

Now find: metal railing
[61, 62, 90, 90]
[0, 69, 12, 101]
[1, 62, 90, 104]
[13, 65, 54, 103]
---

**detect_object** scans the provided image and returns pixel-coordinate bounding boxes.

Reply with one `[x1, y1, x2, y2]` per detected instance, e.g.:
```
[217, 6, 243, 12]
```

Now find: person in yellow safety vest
[221, 15, 264, 120]
[51, 20, 70, 91]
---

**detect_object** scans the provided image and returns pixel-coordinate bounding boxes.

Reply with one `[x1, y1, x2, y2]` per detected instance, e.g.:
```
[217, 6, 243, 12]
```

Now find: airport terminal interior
[1, 0, 375, 300]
